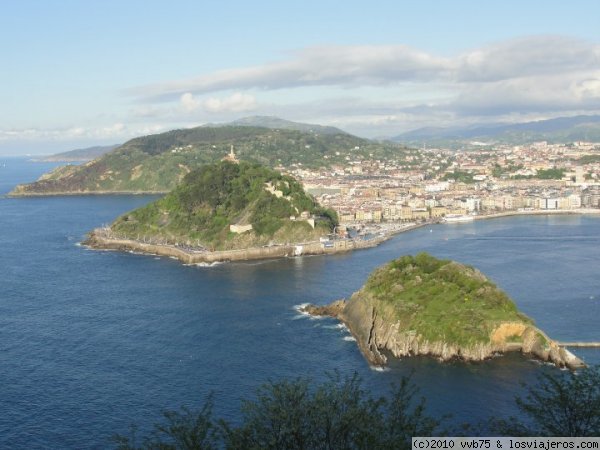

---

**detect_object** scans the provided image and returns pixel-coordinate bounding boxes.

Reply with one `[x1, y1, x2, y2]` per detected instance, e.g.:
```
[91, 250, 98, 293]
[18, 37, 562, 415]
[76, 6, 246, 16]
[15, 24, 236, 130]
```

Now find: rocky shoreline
[81, 209, 600, 265]
[82, 228, 391, 264]
[302, 299, 585, 371]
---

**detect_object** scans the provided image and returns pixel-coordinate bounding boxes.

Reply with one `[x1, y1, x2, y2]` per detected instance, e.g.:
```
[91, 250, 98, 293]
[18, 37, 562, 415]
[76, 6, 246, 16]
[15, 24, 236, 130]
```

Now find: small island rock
[303, 253, 585, 370]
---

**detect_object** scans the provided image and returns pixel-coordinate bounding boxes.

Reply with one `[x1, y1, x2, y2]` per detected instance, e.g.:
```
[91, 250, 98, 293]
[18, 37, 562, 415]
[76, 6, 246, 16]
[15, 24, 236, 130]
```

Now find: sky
[1, 0, 599, 155]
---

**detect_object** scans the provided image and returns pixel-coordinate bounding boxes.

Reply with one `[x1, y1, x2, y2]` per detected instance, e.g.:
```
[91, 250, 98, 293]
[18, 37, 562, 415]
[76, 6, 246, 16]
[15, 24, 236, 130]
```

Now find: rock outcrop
[303, 253, 585, 370]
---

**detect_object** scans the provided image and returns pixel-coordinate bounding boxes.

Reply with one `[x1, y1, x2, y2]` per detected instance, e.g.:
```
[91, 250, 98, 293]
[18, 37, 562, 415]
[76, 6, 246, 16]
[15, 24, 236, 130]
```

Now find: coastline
[83, 228, 395, 264]
[471, 208, 600, 221]
[82, 209, 600, 264]
[301, 299, 586, 371]
[7, 189, 168, 198]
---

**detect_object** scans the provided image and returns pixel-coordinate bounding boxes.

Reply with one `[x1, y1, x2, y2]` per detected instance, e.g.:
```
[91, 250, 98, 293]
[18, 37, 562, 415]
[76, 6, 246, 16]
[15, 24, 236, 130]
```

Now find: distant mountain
[10, 123, 410, 196]
[393, 115, 600, 146]
[35, 144, 119, 162]
[218, 116, 348, 136]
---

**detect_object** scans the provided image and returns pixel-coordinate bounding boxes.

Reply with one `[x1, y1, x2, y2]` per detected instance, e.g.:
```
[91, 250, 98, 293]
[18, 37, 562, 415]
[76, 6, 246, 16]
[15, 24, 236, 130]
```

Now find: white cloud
[128, 36, 599, 98]
[123, 35, 600, 124]
[0, 123, 160, 143]
[180, 92, 201, 112]
[202, 92, 257, 113]
[454, 36, 599, 82]
[127, 45, 450, 100]
[9, 35, 596, 149]
[178, 92, 257, 114]
[573, 75, 600, 99]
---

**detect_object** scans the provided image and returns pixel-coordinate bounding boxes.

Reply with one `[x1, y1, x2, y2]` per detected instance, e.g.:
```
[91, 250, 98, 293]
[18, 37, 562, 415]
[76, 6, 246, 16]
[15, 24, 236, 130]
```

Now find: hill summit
[10, 120, 407, 196]
[92, 161, 337, 251]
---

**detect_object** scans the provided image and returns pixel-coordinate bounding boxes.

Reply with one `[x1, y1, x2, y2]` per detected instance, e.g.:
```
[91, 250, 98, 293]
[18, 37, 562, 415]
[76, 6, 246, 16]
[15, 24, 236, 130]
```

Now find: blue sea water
[1, 158, 599, 449]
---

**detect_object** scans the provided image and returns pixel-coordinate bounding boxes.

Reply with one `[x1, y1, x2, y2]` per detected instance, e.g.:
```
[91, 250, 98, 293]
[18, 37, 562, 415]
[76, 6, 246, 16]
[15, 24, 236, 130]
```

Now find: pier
[558, 342, 600, 348]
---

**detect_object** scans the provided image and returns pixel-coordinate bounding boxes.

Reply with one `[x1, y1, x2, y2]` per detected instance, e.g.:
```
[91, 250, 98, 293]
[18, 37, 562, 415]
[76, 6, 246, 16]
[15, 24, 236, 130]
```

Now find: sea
[1, 158, 599, 449]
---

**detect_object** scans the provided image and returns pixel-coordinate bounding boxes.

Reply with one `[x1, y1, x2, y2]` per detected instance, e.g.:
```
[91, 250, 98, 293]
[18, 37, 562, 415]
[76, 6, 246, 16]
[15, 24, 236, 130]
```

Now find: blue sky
[1, 0, 599, 154]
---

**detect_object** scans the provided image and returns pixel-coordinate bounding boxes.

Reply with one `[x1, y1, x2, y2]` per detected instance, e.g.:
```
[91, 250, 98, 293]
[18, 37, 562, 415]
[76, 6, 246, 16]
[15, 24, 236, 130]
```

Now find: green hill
[227, 115, 348, 135]
[304, 253, 584, 369]
[103, 161, 337, 250]
[33, 144, 119, 162]
[10, 122, 410, 196]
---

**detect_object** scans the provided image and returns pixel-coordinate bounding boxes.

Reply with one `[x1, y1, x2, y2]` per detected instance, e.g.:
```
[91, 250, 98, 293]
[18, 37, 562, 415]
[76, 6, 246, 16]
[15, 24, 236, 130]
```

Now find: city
[284, 141, 600, 226]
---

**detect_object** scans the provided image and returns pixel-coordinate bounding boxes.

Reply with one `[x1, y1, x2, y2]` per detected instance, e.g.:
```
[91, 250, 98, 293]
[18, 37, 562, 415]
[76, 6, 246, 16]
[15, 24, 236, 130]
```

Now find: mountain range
[392, 115, 600, 146]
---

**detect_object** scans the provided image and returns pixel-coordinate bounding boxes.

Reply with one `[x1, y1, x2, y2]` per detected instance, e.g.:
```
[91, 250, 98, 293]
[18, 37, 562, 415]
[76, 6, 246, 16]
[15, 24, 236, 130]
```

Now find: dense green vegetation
[535, 168, 566, 179]
[114, 372, 441, 450]
[114, 366, 600, 448]
[577, 154, 600, 164]
[111, 161, 337, 250]
[13, 124, 413, 194]
[492, 366, 600, 436]
[491, 163, 524, 178]
[362, 253, 532, 346]
[441, 171, 475, 183]
[511, 168, 566, 180]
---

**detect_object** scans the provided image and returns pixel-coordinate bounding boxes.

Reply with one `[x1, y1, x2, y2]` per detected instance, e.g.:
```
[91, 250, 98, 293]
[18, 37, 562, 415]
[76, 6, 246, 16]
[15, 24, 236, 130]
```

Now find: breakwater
[83, 229, 391, 264]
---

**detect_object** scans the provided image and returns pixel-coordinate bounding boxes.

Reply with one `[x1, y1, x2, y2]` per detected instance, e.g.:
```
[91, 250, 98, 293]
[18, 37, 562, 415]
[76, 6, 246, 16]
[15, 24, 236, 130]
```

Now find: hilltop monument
[222, 145, 239, 164]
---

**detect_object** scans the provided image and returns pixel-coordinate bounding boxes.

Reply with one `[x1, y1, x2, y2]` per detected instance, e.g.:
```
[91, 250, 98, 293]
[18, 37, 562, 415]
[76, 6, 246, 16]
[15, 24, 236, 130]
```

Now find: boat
[443, 214, 474, 223]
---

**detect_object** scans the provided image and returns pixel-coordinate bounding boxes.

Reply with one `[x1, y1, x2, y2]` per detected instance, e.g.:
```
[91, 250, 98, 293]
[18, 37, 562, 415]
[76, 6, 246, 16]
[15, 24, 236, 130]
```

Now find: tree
[380, 377, 442, 448]
[113, 373, 443, 449]
[223, 373, 385, 450]
[113, 397, 219, 450]
[492, 366, 600, 436]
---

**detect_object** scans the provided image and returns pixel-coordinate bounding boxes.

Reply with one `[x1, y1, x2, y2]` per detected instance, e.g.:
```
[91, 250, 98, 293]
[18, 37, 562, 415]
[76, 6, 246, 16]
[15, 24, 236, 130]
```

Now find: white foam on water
[343, 336, 356, 342]
[293, 303, 310, 312]
[370, 365, 390, 372]
[337, 323, 349, 332]
[291, 303, 311, 320]
[184, 261, 223, 268]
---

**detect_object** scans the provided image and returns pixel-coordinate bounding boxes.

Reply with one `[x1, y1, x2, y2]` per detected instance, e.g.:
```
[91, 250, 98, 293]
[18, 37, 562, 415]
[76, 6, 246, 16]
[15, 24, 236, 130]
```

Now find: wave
[291, 303, 311, 320]
[343, 336, 356, 342]
[184, 261, 223, 268]
[291, 303, 330, 321]
[370, 365, 390, 372]
[293, 303, 310, 312]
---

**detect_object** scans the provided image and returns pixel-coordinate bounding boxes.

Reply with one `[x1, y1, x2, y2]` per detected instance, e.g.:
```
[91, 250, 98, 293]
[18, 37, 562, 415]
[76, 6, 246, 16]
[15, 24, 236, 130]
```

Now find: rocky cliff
[303, 253, 584, 370]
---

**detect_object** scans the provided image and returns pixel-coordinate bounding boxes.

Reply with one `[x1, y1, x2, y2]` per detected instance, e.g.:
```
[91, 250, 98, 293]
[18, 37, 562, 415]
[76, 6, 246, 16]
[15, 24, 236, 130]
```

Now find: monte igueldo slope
[304, 253, 584, 369]
[10, 121, 408, 196]
[85, 161, 337, 253]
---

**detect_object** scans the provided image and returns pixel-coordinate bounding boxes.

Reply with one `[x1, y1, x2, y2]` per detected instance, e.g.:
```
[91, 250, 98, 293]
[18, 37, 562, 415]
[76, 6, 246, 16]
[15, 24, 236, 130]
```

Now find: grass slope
[110, 161, 337, 250]
[13, 125, 412, 195]
[362, 253, 533, 346]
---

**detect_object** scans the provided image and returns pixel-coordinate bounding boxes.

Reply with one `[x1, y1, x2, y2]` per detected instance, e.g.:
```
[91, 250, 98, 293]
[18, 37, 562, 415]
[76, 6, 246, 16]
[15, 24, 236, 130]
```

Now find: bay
[1, 159, 599, 448]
